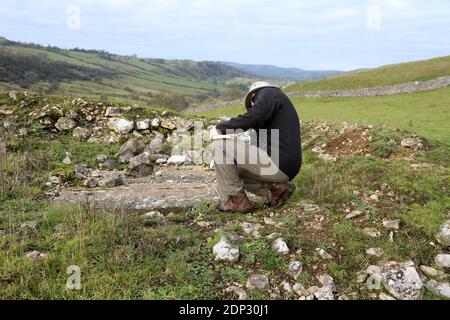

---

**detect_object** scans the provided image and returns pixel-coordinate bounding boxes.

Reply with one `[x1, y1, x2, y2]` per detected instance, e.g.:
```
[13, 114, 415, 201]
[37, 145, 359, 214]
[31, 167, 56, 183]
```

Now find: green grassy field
[0, 92, 448, 300]
[0, 40, 255, 105]
[197, 87, 450, 144]
[285, 55, 450, 92]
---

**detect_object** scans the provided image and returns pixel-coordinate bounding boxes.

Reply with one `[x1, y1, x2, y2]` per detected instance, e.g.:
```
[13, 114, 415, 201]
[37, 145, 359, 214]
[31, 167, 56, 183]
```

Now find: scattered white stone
[345, 211, 363, 219]
[314, 286, 335, 300]
[383, 219, 401, 230]
[401, 137, 422, 149]
[425, 280, 450, 299]
[26, 250, 46, 260]
[381, 262, 424, 300]
[272, 238, 290, 255]
[241, 222, 262, 235]
[151, 118, 161, 128]
[105, 107, 123, 117]
[63, 152, 72, 165]
[73, 127, 90, 141]
[435, 254, 450, 268]
[304, 204, 320, 212]
[379, 293, 396, 300]
[316, 248, 333, 260]
[144, 211, 164, 221]
[83, 178, 98, 188]
[317, 274, 335, 291]
[225, 286, 249, 300]
[246, 274, 269, 291]
[363, 227, 381, 238]
[21, 221, 38, 230]
[356, 271, 368, 283]
[49, 176, 61, 185]
[136, 119, 150, 131]
[107, 118, 134, 135]
[292, 283, 308, 297]
[281, 281, 293, 294]
[156, 158, 168, 165]
[98, 174, 124, 188]
[436, 220, 450, 246]
[289, 261, 303, 280]
[213, 236, 240, 263]
[167, 155, 191, 166]
[366, 248, 384, 257]
[419, 266, 443, 278]
[55, 117, 76, 131]
[366, 266, 383, 291]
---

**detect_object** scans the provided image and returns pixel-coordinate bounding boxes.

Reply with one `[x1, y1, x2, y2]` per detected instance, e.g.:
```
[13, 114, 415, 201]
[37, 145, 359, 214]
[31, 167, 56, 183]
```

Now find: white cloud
[0, 0, 449, 70]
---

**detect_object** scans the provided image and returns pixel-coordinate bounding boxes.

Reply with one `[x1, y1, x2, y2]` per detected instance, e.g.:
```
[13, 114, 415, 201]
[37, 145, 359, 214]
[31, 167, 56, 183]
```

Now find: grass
[197, 87, 450, 144]
[0, 41, 255, 105]
[0, 93, 449, 300]
[285, 55, 450, 92]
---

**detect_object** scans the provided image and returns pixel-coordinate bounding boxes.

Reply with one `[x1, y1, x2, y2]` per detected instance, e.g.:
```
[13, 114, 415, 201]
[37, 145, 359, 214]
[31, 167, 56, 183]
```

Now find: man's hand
[209, 126, 223, 140]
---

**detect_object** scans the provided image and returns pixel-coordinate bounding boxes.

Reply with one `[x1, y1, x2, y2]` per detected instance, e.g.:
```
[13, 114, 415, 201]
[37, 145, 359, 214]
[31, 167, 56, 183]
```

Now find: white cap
[244, 81, 278, 109]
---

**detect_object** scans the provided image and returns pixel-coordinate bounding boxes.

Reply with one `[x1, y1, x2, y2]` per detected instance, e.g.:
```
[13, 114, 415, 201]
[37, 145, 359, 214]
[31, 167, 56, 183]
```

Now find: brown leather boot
[218, 194, 255, 213]
[268, 183, 296, 208]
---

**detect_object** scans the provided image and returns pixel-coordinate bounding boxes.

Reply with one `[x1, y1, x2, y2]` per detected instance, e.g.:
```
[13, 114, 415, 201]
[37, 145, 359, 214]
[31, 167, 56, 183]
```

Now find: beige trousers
[213, 138, 289, 198]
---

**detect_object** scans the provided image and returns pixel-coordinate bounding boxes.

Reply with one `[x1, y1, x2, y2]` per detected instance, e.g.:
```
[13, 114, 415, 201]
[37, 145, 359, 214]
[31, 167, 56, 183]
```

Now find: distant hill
[220, 61, 343, 81]
[285, 55, 450, 92]
[0, 37, 253, 107]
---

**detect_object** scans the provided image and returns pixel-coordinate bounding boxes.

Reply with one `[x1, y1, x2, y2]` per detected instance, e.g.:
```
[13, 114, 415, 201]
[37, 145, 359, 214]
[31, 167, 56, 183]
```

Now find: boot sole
[269, 184, 297, 209]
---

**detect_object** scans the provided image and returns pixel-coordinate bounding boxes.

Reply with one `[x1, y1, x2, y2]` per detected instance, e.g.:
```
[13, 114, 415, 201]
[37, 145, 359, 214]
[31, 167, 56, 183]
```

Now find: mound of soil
[323, 129, 372, 157]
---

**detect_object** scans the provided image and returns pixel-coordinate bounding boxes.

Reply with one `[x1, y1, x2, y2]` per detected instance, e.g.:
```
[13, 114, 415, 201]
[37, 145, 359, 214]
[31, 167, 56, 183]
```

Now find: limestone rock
[292, 283, 309, 297]
[419, 266, 444, 278]
[107, 118, 134, 135]
[117, 138, 145, 163]
[316, 248, 333, 260]
[213, 236, 240, 263]
[148, 133, 165, 155]
[381, 262, 424, 300]
[383, 219, 401, 230]
[425, 280, 450, 299]
[246, 274, 270, 291]
[151, 118, 161, 128]
[63, 152, 72, 165]
[84, 178, 98, 188]
[167, 155, 191, 166]
[435, 254, 450, 268]
[272, 238, 290, 255]
[346, 210, 363, 219]
[99, 159, 118, 171]
[379, 293, 396, 300]
[304, 204, 320, 212]
[21, 221, 38, 230]
[366, 248, 384, 257]
[26, 250, 46, 261]
[73, 127, 91, 141]
[136, 119, 150, 130]
[127, 152, 153, 178]
[55, 117, 76, 131]
[161, 118, 177, 130]
[401, 137, 423, 149]
[98, 174, 124, 188]
[436, 220, 450, 246]
[105, 107, 123, 117]
[363, 227, 381, 238]
[314, 286, 335, 300]
[225, 286, 249, 300]
[288, 261, 303, 280]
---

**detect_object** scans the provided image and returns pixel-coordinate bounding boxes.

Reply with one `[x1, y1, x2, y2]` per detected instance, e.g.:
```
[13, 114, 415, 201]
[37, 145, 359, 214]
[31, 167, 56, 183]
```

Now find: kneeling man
[211, 82, 302, 213]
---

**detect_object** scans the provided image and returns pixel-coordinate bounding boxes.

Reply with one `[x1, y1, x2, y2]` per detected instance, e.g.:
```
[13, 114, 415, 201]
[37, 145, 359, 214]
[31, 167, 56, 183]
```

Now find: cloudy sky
[1, 0, 449, 70]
